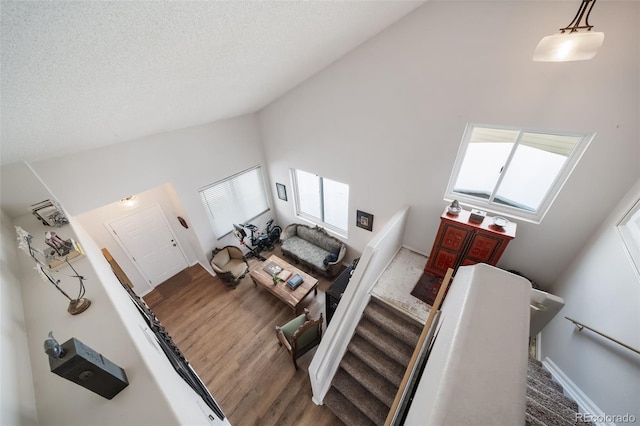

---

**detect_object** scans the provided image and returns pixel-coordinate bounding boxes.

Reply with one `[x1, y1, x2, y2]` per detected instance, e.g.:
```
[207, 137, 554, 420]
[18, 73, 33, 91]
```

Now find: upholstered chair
[210, 246, 249, 287]
[275, 308, 323, 370]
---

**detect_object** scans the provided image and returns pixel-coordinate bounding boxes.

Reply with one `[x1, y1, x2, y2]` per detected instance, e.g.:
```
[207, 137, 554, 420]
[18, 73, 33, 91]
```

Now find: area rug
[410, 273, 445, 306]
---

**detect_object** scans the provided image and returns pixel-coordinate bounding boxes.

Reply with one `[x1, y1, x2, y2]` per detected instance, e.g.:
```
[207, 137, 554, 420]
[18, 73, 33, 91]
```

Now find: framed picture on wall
[356, 210, 373, 232]
[276, 183, 287, 201]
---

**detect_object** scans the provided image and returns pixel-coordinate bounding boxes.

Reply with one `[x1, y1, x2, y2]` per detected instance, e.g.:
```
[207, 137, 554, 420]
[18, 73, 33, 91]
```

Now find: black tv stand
[325, 265, 353, 325]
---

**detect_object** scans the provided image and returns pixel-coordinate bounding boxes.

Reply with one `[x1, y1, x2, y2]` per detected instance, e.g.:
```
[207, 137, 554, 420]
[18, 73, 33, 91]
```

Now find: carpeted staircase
[526, 357, 593, 426]
[324, 296, 422, 425]
[324, 297, 588, 426]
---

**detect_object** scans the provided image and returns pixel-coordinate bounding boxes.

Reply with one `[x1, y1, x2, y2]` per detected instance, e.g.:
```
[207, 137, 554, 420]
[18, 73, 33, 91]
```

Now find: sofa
[280, 223, 346, 278]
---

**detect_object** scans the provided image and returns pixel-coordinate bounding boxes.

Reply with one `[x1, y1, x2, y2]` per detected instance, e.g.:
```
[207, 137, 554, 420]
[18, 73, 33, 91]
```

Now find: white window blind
[199, 166, 269, 239]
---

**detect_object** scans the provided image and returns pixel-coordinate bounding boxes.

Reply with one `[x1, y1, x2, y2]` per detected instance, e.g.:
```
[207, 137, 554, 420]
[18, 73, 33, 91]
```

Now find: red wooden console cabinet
[424, 207, 517, 277]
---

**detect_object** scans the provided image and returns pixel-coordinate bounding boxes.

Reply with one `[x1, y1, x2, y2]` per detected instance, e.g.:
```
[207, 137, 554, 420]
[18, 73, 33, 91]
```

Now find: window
[292, 169, 349, 234]
[446, 124, 594, 223]
[199, 166, 269, 238]
[617, 198, 640, 279]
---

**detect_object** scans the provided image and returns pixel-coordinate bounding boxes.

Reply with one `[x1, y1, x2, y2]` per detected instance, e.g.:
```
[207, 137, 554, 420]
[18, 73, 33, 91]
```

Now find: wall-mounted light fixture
[118, 196, 137, 207]
[533, 0, 604, 62]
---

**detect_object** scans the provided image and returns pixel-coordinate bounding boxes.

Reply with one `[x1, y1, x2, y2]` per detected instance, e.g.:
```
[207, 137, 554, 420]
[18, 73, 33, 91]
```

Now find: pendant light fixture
[533, 0, 604, 62]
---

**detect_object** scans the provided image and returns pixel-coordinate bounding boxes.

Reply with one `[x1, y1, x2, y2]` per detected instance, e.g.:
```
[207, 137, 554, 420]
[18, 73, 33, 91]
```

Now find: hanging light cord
[561, 0, 596, 33]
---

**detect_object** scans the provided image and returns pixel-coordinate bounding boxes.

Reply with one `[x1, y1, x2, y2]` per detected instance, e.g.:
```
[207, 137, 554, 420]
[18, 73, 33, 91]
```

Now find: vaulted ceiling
[0, 1, 423, 166]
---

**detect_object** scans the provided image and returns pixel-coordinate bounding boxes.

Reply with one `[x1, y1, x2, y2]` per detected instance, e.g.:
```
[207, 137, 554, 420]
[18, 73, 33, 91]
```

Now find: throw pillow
[323, 253, 338, 266]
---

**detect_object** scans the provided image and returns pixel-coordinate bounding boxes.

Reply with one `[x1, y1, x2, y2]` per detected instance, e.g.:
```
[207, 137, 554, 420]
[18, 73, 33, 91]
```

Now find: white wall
[259, 1, 640, 288]
[541, 177, 640, 420]
[28, 114, 269, 270]
[0, 210, 38, 426]
[12, 210, 229, 425]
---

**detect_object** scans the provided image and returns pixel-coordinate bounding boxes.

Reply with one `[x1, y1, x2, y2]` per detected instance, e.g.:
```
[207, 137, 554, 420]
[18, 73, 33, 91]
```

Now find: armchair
[210, 246, 249, 287]
[275, 308, 323, 370]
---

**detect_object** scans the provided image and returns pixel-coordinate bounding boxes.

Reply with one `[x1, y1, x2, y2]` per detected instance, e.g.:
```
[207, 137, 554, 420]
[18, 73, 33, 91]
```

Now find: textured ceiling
[0, 0, 424, 166]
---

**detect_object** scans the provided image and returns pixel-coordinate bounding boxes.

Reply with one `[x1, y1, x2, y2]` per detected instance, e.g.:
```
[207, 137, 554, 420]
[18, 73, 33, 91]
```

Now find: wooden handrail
[565, 316, 640, 355]
[384, 268, 454, 426]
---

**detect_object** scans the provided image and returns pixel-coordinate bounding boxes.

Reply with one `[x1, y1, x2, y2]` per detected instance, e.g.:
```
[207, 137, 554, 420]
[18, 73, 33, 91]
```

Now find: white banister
[404, 264, 532, 425]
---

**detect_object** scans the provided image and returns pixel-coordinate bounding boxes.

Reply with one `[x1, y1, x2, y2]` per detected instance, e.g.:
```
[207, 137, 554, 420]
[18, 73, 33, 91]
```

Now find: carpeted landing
[324, 297, 590, 426]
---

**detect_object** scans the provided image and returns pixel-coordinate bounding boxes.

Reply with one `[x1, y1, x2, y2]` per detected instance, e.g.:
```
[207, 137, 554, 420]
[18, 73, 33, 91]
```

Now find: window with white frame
[199, 166, 269, 239]
[292, 169, 349, 234]
[617, 198, 640, 279]
[445, 124, 594, 223]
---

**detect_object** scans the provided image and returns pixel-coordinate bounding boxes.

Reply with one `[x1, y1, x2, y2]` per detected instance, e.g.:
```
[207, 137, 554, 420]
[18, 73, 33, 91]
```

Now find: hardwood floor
[144, 247, 344, 426]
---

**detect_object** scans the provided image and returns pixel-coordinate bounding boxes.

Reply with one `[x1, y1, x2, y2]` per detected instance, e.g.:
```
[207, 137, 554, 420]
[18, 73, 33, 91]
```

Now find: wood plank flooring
[144, 247, 344, 426]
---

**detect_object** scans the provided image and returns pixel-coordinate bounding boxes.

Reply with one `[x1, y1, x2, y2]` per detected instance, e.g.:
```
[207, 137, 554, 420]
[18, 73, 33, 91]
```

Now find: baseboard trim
[198, 261, 216, 278]
[139, 287, 153, 297]
[400, 244, 428, 257]
[542, 357, 614, 426]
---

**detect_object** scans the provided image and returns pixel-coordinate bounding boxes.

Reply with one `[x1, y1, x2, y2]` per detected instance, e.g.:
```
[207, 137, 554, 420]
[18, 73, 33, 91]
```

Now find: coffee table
[249, 255, 319, 314]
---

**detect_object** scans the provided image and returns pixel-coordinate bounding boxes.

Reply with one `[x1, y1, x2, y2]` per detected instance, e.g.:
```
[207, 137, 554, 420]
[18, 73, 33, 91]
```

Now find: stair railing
[565, 316, 640, 355]
[384, 268, 454, 426]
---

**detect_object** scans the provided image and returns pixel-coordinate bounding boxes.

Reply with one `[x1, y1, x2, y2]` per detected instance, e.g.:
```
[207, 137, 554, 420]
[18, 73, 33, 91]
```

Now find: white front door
[108, 204, 189, 287]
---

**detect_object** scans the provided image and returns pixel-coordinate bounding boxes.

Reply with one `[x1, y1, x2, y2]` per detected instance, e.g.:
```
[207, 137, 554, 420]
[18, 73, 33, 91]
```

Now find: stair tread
[525, 359, 588, 426]
[528, 364, 557, 389]
[356, 318, 414, 366]
[526, 376, 579, 413]
[342, 352, 397, 407]
[348, 334, 405, 387]
[365, 298, 422, 346]
[525, 412, 547, 426]
[334, 368, 389, 425]
[528, 362, 552, 379]
[527, 374, 564, 396]
[526, 397, 574, 426]
[370, 296, 422, 325]
[325, 387, 376, 426]
[526, 386, 576, 422]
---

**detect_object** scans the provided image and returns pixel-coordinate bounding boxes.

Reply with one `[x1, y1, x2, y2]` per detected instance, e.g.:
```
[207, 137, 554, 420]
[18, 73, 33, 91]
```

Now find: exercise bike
[233, 218, 282, 260]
